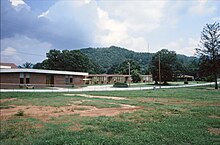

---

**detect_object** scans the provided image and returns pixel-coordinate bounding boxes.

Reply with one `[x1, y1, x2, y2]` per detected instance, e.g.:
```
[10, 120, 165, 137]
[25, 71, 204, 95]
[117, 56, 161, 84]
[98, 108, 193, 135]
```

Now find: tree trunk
[214, 73, 218, 89]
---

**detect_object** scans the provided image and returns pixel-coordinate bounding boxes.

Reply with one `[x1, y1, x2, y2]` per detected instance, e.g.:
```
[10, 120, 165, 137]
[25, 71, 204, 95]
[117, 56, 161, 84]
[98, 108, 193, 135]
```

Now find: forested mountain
[80, 46, 198, 74]
[33, 46, 198, 75]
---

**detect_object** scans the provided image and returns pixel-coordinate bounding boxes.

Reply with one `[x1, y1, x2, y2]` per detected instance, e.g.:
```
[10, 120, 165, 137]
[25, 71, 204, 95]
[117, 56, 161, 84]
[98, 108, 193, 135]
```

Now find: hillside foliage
[33, 46, 199, 78]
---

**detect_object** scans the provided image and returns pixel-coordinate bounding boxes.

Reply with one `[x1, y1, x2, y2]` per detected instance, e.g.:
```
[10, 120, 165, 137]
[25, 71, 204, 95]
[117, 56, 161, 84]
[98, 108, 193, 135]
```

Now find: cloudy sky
[1, 0, 219, 65]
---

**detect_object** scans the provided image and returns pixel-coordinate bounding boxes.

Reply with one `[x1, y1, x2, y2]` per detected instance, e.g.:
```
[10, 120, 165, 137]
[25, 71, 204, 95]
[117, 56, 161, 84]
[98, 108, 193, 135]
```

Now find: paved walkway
[0, 82, 218, 92]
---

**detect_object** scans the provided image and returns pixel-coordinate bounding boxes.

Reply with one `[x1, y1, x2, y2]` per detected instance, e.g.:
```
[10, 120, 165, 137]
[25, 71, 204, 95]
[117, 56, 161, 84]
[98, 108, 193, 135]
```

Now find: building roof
[88, 74, 152, 77]
[0, 68, 88, 76]
[177, 75, 194, 78]
[0, 63, 17, 69]
[88, 74, 130, 77]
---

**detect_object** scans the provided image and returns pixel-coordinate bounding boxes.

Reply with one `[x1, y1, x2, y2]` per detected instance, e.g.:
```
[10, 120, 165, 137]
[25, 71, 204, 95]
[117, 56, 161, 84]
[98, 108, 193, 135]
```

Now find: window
[20, 73, 24, 84]
[26, 78, 30, 84]
[65, 75, 69, 83]
[20, 73, 24, 78]
[26, 73, 30, 84]
[20, 78, 24, 84]
[70, 78, 73, 83]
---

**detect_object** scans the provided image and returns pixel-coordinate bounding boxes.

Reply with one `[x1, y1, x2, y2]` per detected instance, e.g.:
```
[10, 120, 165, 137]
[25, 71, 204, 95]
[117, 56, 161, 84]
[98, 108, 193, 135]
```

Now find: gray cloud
[1, 0, 97, 50]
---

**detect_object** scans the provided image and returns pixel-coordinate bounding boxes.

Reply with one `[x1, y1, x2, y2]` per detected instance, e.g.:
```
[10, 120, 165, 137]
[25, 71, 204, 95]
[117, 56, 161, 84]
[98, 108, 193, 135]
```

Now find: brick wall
[54, 75, 65, 87]
[73, 76, 84, 86]
[0, 73, 86, 89]
[0, 73, 20, 89]
[30, 73, 46, 88]
[53, 75, 85, 87]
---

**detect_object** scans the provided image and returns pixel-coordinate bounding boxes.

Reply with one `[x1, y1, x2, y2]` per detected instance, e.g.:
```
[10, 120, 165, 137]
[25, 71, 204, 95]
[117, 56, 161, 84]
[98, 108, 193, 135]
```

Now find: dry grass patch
[0, 103, 144, 121]
[64, 94, 128, 100]
[208, 128, 220, 135]
[209, 115, 220, 119]
[0, 98, 18, 103]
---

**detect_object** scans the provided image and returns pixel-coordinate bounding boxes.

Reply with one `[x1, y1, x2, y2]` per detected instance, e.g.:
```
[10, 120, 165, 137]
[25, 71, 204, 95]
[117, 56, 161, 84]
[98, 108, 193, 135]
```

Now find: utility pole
[159, 54, 161, 88]
[128, 62, 131, 87]
[148, 43, 150, 84]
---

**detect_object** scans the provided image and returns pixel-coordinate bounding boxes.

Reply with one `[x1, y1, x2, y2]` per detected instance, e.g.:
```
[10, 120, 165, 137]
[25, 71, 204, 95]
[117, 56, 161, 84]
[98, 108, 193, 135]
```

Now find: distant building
[0, 63, 17, 69]
[0, 68, 88, 89]
[177, 75, 194, 81]
[84, 74, 153, 85]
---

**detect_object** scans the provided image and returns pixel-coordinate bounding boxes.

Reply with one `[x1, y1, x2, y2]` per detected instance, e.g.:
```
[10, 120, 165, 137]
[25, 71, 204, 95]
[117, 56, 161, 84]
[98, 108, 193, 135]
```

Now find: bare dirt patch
[0, 98, 18, 103]
[0, 104, 144, 121]
[79, 106, 144, 117]
[64, 94, 128, 100]
[208, 128, 220, 135]
[209, 115, 220, 119]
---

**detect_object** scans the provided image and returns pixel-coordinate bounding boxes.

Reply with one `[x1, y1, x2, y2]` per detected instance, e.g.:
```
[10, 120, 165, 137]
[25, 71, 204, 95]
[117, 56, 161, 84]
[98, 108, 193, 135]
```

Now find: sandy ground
[0, 98, 18, 103]
[0, 97, 144, 121]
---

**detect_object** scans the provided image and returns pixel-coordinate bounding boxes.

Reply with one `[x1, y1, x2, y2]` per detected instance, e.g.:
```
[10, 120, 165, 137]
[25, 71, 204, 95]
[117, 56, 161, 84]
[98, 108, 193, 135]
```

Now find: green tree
[196, 22, 220, 89]
[117, 59, 140, 75]
[150, 49, 178, 85]
[19, 62, 33, 68]
[35, 49, 101, 73]
[131, 69, 141, 83]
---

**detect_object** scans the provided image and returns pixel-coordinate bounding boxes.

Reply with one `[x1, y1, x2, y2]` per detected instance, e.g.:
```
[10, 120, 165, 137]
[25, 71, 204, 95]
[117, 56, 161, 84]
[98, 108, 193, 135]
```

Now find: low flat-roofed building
[0, 63, 17, 69]
[85, 74, 153, 85]
[177, 75, 194, 81]
[0, 68, 88, 89]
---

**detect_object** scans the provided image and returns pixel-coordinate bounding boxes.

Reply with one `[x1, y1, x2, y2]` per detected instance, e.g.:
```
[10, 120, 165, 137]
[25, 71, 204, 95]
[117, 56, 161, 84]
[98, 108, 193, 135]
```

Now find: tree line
[20, 22, 219, 89]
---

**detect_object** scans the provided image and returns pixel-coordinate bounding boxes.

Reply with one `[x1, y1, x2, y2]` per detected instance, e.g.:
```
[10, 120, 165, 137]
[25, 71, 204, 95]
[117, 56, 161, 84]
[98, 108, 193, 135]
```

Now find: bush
[184, 81, 188, 84]
[113, 82, 128, 88]
[15, 110, 24, 116]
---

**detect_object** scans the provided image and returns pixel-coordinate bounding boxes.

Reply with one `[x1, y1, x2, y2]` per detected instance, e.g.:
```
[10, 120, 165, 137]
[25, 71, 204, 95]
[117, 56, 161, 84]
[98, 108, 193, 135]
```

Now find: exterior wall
[54, 75, 66, 87]
[0, 73, 20, 89]
[0, 73, 86, 89]
[30, 73, 46, 88]
[72, 76, 84, 86]
[86, 74, 153, 85]
[140, 75, 153, 83]
[53, 75, 85, 87]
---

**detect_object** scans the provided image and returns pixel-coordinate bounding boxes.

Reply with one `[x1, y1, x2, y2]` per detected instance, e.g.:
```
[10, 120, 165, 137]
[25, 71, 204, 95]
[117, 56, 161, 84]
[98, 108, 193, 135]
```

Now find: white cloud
[1, 35, 54, 65]
[2, 47, 17, 56]
[10, 0, 25, 6]
[9, 0, 30, 11]
[188, 0, 216, 15]
[98, 1, 167, 33]
[163, 37, 199, 56]
[96, 7, 148, 52]
[212, 17, 220, 22]
[1, 47, 22, 63]
[38, 10, 50, 18]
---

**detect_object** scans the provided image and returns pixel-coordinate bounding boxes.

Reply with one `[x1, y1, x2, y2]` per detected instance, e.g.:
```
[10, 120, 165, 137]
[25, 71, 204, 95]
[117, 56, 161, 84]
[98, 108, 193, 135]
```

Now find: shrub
[184, 81, 189, 84]
[113, 82, 128, 88]
[15, 110, 24, 116]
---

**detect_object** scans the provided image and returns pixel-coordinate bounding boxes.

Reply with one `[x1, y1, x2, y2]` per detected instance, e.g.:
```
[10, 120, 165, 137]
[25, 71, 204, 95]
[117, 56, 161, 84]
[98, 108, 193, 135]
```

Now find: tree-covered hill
[33, 46, 198, 75]
[80, 46, 153, 74]
[80, 46, 198, 74]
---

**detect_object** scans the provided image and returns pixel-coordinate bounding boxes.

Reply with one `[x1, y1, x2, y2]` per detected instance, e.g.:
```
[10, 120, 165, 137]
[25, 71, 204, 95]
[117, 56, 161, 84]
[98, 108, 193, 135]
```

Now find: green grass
[128, 81, 209, 88]
[0, 86, 220, 145]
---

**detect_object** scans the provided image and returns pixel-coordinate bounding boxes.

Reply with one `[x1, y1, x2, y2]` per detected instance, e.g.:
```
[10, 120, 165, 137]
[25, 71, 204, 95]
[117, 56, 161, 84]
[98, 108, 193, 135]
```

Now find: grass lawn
[0, 86, 220, 145]
[128, 81, 209, 88]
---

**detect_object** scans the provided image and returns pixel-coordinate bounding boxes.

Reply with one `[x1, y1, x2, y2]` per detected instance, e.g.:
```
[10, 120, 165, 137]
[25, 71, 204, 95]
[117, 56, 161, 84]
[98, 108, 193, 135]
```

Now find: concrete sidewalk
[0, 82, 217, 92]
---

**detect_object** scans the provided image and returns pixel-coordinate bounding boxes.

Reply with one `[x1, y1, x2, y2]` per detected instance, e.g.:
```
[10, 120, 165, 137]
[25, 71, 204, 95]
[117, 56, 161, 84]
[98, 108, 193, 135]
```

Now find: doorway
[46, 74, 54, 87]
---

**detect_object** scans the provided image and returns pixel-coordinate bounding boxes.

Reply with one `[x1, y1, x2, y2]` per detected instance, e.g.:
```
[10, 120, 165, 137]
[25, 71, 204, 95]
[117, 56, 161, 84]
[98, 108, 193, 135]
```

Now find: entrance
[46, 74, 54, 87]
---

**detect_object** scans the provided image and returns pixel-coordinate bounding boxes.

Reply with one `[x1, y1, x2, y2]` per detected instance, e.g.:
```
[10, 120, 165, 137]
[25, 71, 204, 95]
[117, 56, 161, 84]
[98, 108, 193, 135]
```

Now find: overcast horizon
[1, 0, 219, 65]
